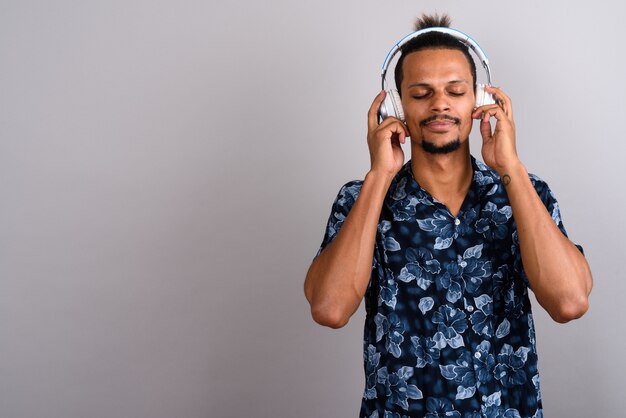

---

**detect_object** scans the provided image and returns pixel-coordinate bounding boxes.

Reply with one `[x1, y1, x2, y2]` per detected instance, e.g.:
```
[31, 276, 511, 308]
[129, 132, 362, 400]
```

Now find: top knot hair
[414, 13, 452, 30]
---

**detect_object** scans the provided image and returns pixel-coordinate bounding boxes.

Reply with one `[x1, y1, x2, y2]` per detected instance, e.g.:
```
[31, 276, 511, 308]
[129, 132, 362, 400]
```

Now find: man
[304, 13, 593, 418]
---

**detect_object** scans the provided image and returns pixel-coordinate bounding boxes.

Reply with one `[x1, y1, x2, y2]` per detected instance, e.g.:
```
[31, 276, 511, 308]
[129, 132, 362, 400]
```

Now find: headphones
[378, 27, 496, 122]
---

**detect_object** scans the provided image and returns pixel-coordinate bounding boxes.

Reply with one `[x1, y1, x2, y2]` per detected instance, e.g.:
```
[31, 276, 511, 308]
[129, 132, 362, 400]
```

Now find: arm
[304, 91, 409, 328]
[504, 163, 592, 322]
[305, 171, 393, 328]
[474, 86, 593, 323]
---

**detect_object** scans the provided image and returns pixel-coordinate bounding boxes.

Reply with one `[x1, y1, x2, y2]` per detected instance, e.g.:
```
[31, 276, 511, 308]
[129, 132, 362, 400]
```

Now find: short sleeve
[530, 174, 583, 252]
[512, 174, 584, 287]
[316, 180, 363, 257]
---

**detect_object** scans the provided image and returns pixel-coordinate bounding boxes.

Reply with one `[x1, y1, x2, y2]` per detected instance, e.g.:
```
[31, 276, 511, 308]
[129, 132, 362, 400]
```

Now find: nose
[430, 90, 450, 113]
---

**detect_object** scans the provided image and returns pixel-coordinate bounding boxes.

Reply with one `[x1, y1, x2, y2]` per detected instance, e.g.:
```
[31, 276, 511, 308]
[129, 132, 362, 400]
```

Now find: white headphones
[378, 27, 496, 121]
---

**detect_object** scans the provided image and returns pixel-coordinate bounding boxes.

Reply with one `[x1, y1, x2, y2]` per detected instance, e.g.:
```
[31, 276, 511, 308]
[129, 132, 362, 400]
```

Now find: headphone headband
[381, 27, 492, 90]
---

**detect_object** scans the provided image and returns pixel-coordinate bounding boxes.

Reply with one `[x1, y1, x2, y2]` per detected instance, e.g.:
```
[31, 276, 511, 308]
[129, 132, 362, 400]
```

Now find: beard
[421, 137, 462, 154]
[417, 115, 464, 154]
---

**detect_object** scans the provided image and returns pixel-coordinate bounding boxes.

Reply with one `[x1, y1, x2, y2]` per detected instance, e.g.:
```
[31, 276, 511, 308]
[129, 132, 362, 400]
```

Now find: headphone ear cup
[379, 89, 405, 121]
[475, 84, 496, 107]
[389, 89, 405, 121]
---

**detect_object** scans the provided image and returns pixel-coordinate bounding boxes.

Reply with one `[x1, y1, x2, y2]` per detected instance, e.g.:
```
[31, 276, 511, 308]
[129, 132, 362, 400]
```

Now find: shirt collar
[391, 155, 499, 203]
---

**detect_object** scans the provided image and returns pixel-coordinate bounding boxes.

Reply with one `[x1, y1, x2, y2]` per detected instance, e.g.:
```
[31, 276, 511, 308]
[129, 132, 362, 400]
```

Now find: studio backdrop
[1, 1, 624, 417]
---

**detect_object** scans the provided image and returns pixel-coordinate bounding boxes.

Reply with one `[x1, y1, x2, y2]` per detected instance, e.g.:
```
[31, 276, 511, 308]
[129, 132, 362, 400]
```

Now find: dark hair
[394, 13, 477, 95]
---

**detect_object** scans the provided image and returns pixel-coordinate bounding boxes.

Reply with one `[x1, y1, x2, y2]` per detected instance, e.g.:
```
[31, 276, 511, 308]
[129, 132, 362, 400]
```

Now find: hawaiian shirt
[317, 157, 579, 418]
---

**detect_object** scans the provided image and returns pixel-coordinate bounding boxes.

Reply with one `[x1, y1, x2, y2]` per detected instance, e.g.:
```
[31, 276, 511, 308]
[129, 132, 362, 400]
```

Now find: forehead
[401, 48, 473, 83]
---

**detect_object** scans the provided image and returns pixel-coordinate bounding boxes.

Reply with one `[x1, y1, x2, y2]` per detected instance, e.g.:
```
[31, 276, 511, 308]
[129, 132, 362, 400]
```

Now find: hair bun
[414, 13, 452, 30]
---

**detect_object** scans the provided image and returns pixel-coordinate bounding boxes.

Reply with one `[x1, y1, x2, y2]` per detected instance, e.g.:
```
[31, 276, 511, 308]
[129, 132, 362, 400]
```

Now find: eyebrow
[407, 80, 469, 88]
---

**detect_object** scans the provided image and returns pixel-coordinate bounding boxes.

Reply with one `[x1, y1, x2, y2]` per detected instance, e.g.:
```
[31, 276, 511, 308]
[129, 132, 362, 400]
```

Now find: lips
[423, 118, 458, 132]
[419, 115, 461, 131]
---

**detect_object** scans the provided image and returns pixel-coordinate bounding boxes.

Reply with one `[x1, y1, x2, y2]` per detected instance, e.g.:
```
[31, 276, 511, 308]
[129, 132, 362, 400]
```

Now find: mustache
[419, 114, 461, 126]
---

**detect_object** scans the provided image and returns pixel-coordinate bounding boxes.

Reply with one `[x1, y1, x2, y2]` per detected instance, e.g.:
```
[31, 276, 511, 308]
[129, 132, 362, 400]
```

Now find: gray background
[1, 1, 624, 417]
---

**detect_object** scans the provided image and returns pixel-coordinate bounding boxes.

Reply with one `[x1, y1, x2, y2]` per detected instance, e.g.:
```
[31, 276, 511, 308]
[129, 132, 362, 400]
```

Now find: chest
[376, 195, 517, 302]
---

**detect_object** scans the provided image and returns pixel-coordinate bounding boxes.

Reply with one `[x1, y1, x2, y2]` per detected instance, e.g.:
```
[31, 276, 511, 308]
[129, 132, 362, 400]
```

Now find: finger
[479, 116, 493, 141]
[472, 104, 497, 119]
[398, 126, 406, 145]
[391, 133, 403, 148]
[483, 107, 507, 123]
[485, 86, 513, 118]
[375, 117, 410, 141]
[377, 115, 407, 130]
[392, 119, 410, 140]
[486, 86, 511, 106]
[386, 121, 407, 145]
[368, 90, 387, 131]
[472, 105, 507, 123]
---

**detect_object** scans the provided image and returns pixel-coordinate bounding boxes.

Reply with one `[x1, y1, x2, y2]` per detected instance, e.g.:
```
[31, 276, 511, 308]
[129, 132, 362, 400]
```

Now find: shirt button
[467, 305, 474, 312]
[454, 218, 461, 226]
[475, 352, 481, 359]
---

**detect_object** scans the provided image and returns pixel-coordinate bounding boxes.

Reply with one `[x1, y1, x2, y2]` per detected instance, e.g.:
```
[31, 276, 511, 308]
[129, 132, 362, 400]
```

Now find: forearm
[504, 163, 592, 322]
[304, 170, 394, 328]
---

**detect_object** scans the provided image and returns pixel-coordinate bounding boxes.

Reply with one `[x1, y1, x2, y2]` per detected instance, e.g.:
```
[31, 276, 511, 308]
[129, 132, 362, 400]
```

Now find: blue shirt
[318, 157, 578, 418]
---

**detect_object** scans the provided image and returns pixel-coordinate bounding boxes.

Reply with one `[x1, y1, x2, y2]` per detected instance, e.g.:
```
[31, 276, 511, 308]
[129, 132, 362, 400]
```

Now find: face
[400, 48, 476, 154]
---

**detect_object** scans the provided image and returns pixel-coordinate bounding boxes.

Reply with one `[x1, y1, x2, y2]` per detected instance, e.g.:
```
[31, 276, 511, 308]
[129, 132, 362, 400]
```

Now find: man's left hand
[472, 86, 521, 177]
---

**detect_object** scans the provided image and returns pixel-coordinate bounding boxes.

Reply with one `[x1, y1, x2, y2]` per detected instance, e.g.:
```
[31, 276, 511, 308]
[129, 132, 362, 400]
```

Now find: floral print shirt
[318, 157, 578, 418]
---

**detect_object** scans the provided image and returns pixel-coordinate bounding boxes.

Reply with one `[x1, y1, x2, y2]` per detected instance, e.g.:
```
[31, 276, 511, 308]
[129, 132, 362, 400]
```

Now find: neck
[410, 143, 473, 217]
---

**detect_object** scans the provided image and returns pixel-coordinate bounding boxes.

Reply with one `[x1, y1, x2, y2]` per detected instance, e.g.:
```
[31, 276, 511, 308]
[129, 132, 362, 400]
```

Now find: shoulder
[527, 172, 552, 194]
[527, 172, 563, 224]
[337, 180, 363, 199]
[337, 180, 363, 197]
[525, 172, 561, 210]
[332, 180, 363, 210]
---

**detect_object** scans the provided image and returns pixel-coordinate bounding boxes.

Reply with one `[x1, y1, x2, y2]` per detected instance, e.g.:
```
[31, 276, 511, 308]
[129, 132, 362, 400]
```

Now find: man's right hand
[367, 90, 409, 177]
